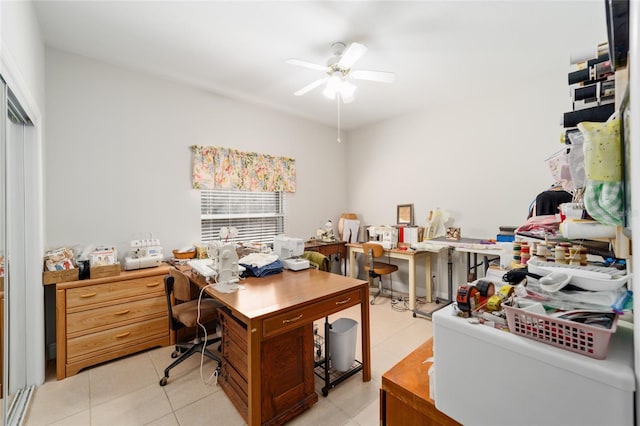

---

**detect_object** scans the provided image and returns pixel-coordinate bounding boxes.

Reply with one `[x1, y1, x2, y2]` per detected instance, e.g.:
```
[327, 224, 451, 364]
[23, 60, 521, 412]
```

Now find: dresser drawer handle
[115, 332, 131, 338]
[79, 292, 97, 298]
[336, 298, 351, 305]
[115, 309, 130, 315]
[282, 314, 303, 324]
[146, 282, 160, 288]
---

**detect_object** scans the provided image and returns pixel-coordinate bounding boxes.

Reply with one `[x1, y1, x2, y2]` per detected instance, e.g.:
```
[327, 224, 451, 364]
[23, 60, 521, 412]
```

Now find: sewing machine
[123, 238, 164, 270]
[367, 226, 398, 250]
[188, 242, 244, 283]
[274, 235, 309, 271]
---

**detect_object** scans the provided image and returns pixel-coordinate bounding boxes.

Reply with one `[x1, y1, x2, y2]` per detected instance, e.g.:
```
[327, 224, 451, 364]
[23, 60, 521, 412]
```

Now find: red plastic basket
[503, 305, 617, 359]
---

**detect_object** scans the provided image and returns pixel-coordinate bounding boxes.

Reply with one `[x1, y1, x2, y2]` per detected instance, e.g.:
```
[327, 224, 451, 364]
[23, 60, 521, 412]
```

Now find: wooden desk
[304, 240, 347, 275]
[380, 338, 460, 425]
[347, 243, 444, 308]
[190, 269, 370, 426]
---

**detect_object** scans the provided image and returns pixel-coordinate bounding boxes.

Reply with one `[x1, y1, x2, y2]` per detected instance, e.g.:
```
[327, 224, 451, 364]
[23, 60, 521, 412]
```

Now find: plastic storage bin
[503, 304, 617, 359]
[329, 318, 358, 372]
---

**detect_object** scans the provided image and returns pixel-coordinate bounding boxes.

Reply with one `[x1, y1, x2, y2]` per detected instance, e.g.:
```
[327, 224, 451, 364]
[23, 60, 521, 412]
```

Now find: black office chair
[363, 242, 398, 305]
[159, 268, 223, 386]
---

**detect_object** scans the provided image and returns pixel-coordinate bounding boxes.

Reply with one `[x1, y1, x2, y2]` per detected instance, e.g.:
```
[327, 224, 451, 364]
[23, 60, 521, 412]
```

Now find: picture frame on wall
[397, 204, 414, 226]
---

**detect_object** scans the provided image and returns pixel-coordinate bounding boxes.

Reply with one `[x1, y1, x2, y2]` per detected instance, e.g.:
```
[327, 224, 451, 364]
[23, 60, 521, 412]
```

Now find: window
[201, 190, 285, 245]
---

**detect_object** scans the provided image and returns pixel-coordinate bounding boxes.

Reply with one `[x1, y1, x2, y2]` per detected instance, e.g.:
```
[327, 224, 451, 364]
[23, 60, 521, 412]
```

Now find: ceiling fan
[286, 42, 396, 104]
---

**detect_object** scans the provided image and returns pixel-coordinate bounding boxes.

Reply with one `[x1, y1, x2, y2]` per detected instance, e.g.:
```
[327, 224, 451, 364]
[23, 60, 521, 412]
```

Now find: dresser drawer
[67, 316, 167, 360]
[66, 276, 164, 309]
[66, 295, 166, 336]
[263, 289, 361, 338]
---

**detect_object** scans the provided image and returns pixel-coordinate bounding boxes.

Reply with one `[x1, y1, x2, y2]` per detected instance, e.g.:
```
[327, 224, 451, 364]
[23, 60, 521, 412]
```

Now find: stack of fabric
[239, 253, 283, 277]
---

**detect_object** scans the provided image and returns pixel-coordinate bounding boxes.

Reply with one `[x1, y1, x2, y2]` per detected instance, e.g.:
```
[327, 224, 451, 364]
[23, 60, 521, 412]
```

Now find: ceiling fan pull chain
[337, 96, 342, 143]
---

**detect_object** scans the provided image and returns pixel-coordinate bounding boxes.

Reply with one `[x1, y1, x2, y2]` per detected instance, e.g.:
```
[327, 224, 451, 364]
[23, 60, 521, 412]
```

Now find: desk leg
[360, 286, 371, 382]
[408, 256, 416, 310]
[349, 249, 356, 278]
[424, 253, 432, 304]
[247, 320, 262, 426]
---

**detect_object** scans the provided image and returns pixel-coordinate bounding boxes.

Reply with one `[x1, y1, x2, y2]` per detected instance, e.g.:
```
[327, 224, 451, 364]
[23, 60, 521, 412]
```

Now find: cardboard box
[43, 268, 79, 285]
[90, 263, 121, 279]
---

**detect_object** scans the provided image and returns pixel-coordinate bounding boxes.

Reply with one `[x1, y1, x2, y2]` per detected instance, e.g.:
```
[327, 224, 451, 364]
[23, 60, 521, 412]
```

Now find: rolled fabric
[560, 220, 616, 239]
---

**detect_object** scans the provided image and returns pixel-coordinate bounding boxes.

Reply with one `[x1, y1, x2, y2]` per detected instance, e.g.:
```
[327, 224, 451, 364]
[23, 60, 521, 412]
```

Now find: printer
[273, 235, 309, 271]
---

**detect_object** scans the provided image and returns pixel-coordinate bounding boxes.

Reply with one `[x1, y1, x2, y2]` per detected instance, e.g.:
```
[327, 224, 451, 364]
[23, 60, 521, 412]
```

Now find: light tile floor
[24, 295, 437, 426]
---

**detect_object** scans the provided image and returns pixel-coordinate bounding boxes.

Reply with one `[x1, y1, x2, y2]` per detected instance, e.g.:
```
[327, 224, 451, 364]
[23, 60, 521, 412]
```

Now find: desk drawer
[220, 360, 248, 421]
[66, 276, 164, 309]
[67, 316, 167, 360]
[66, 295, 166, 336]
[263, 289, 361, 338]
[219, 308, 247, 346]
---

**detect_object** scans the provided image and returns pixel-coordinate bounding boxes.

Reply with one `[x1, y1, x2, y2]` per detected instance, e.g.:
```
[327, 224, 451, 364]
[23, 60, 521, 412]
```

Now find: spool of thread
[555, 247, 568, 264]
[521, 252, 530, 265]
[579, 247, 588, 266]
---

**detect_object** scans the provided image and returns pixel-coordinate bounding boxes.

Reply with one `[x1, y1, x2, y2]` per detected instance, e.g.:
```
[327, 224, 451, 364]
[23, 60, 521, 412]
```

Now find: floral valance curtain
[191, 145, 296, 192]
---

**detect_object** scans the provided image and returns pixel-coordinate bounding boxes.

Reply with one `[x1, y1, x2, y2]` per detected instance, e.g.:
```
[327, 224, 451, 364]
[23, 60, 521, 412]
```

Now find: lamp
[322, 71, 357, 104]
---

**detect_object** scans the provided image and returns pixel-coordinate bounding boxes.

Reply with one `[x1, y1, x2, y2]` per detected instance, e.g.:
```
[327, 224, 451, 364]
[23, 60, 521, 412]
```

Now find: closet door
[1, 77, 36, 425]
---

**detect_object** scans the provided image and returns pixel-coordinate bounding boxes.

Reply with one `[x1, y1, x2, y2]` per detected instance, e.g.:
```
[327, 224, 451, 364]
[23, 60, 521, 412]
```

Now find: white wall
[44, 49, 349, 260]
[346, 2, 608, 295]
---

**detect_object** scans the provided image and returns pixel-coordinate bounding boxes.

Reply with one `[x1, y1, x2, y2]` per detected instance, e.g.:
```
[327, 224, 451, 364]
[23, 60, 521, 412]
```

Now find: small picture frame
[397, 204, 414, 226]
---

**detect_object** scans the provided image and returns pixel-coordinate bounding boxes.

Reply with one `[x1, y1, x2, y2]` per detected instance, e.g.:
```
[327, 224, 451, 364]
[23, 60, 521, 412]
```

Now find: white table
[454, 246, 503, 281]
[347, 243, 445, 309]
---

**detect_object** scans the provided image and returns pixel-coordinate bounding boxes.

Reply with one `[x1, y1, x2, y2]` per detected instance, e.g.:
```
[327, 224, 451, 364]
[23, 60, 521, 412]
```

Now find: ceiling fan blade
[294, 78, 327, 96]
[350, 70, 396, 83]
[338, 42, 367, 69]
[286, 59, 328, 72]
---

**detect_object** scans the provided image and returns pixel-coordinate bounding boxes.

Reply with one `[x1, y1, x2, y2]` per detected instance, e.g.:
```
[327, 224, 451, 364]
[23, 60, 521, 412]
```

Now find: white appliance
[273, 235, 309, 271]
[124, 238, 163, 270]
[432, 305, 634, 426]
[189, 243, 244, 283]
[367, 226, 398, 249]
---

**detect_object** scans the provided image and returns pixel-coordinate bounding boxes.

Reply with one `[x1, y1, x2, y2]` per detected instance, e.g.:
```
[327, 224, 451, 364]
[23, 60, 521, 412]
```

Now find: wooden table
[304, 240, 347, 275]
[347, 243, 444, 308]
[380, 338, 460, 425]
[190, 269, 370, 426]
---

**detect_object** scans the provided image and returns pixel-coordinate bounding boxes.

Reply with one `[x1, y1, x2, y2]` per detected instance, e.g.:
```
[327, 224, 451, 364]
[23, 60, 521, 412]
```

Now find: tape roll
[486, 295, 503, 312]
[476, 280, 495, 298]
[498, 285, 514, 299]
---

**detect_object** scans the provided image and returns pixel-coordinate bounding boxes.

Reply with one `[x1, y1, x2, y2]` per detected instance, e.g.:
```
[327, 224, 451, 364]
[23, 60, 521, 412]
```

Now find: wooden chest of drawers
[217, 307, 317, 426]
[56, 265, 171, 379]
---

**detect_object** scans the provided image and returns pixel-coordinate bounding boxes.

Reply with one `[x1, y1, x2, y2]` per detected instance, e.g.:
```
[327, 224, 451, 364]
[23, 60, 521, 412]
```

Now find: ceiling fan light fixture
[323, 73, 356, 101]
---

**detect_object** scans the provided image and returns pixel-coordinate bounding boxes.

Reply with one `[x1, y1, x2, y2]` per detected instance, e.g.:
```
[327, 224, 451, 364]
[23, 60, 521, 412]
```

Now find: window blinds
[201, 190, 285, 244]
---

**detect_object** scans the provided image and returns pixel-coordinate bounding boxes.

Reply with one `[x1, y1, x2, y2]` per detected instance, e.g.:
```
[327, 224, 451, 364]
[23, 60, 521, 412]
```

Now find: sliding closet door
[1, 77, 36, 425]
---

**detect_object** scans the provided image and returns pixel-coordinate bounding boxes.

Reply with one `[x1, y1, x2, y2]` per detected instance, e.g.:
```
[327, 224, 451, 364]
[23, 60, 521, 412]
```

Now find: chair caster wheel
[159, 377, 168, 386]
[171, 351, 180, 359]
[412, 312, 417, 318]
[322, 389, 329, 397]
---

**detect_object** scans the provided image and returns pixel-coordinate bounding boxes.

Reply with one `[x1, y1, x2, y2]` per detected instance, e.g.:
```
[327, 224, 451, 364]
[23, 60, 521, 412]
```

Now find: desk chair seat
[363, 242, 398, 305]
[159, 268, 223, 387]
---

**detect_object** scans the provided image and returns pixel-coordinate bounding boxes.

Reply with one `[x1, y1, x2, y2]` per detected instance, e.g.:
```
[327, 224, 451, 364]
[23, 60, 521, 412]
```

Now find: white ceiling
[33, 1, 606, 130]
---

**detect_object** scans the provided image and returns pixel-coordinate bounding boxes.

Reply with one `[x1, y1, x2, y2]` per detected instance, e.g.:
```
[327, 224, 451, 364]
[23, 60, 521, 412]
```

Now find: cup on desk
[446, 227, 461, 240]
